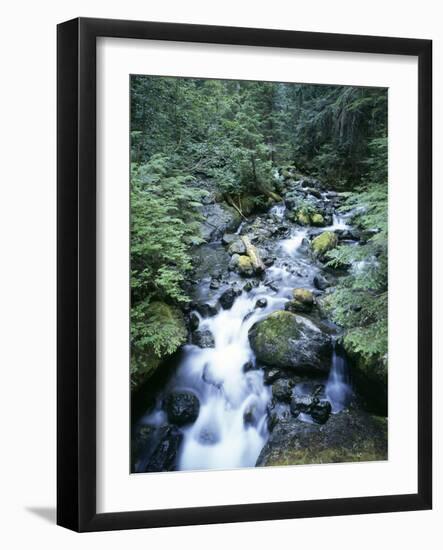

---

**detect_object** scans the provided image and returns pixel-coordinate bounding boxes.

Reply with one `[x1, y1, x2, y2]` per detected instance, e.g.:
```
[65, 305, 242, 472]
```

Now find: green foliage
[325, 139, 388, 360]
[131, 154, 206, 304]
[130, 155, 205, 385]
[130, 76, 388, 384]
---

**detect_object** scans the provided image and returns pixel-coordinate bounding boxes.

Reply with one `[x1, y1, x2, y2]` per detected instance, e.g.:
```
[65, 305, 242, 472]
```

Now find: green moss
[261, 414, 388, 467]
[131, 301, 187, 390]
[236, 255, 254, 276]
[297, 211, 311, 225]
[249, 311, 301, 366]
[293, 288, 314, 304]
[311, 231, 338, 258]
[263, 442, 386, 467]
[286, 288, 314, 314]
[311, 213, 325, 226]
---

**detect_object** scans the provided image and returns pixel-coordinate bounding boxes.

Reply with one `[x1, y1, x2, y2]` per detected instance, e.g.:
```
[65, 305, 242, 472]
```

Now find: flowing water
[138, 202, 353, 471]
[326, 345, 353, 413]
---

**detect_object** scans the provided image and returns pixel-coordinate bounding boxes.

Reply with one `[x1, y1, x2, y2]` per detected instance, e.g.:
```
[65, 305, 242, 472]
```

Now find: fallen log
[241, 236, 266, 273]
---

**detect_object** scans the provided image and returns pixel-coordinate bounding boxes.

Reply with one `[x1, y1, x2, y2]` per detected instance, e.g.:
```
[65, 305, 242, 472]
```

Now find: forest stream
[132, 174, 388, 473]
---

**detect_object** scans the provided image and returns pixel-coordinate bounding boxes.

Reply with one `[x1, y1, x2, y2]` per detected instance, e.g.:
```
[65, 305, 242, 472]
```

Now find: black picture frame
[57, 17, 432, 532]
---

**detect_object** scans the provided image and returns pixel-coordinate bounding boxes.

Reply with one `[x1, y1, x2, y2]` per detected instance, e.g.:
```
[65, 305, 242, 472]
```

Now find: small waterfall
[329, 213, 349, 231]
[270, 203, 286, 220]
[280, 228, 307, 256]
[172, 292, 277, 471]
[326, 345, 353, 413]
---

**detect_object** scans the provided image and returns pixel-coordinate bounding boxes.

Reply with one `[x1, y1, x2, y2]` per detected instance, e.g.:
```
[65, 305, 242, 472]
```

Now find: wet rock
[265, 281, 280, 292]
[339, 229, 359, 241]
[243, 280, 259, 292]
[248, 311, 333, 374]
[191, 243, 231, 282]
[229, 254, 255, 277]
[165, 392, 200, 427]
[242, 361, 255, 372]
[311, 213, 325, 226]
[132, 424, 157, 471]
[263, 368, 282, 385]
[243, 404, 259, 427]
[143, 425, 183, 472]
[290, 395, 313, 417]
[310, 400, 332, 424]
[209, 278, 221, 290]
[285, 288, 315, 314]
[267, 401, 291, 431]
[313, 274, 330, 291]
[228, 239, 247, 255]
[229, 253, 240, 270]
[256, 408, 387, 467]
[222, 233, 237, 246]
[305, 187, 322, 199]
[200, 203, 241, 241]
[195, 303, 218, 318]
[191, 329, 215, 348]
[295, 210, 311, 226]
[311, 231, 338, 260]
[219, 287, 241, 309]
[272, 378, 294, 403]
[189, 312, 200, 331]
[255, 297, 268, 309]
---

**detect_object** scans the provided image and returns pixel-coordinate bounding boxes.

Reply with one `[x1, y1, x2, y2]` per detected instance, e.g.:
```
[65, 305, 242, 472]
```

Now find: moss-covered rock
[229, 253, 255, 276]
[311, 213, 325, 226]
[248, 310, 332, 373]
[256, 408, 387, 467]
[131, 302, 187, 390]
[297, 211, 311, 225]
[293, 288, 314, 304]
[237, 255, 254, 276]
[285, 288, 315, 313]
[311, 231, 338, 259]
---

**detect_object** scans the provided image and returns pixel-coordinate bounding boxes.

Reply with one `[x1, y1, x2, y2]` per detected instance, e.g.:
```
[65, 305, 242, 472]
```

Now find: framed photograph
[57, 17, 432, 532]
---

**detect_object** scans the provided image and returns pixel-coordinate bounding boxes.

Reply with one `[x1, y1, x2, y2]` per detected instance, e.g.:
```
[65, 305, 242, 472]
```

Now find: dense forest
[130, 76, 388, 472]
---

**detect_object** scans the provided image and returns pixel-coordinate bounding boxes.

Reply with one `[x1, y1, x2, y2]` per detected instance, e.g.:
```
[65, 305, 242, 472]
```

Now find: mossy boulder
[248, 310, 332, 374]
[311, 213, 325, 226]
[293, 288, 314, 304]
[285, 288, 315, 313]
[311, 231, 338, 259]
[256, 409, 387, 467]
[296, 210, 311, 225]
[229, 254, 255, 277]
[131, 302, 188, 390]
